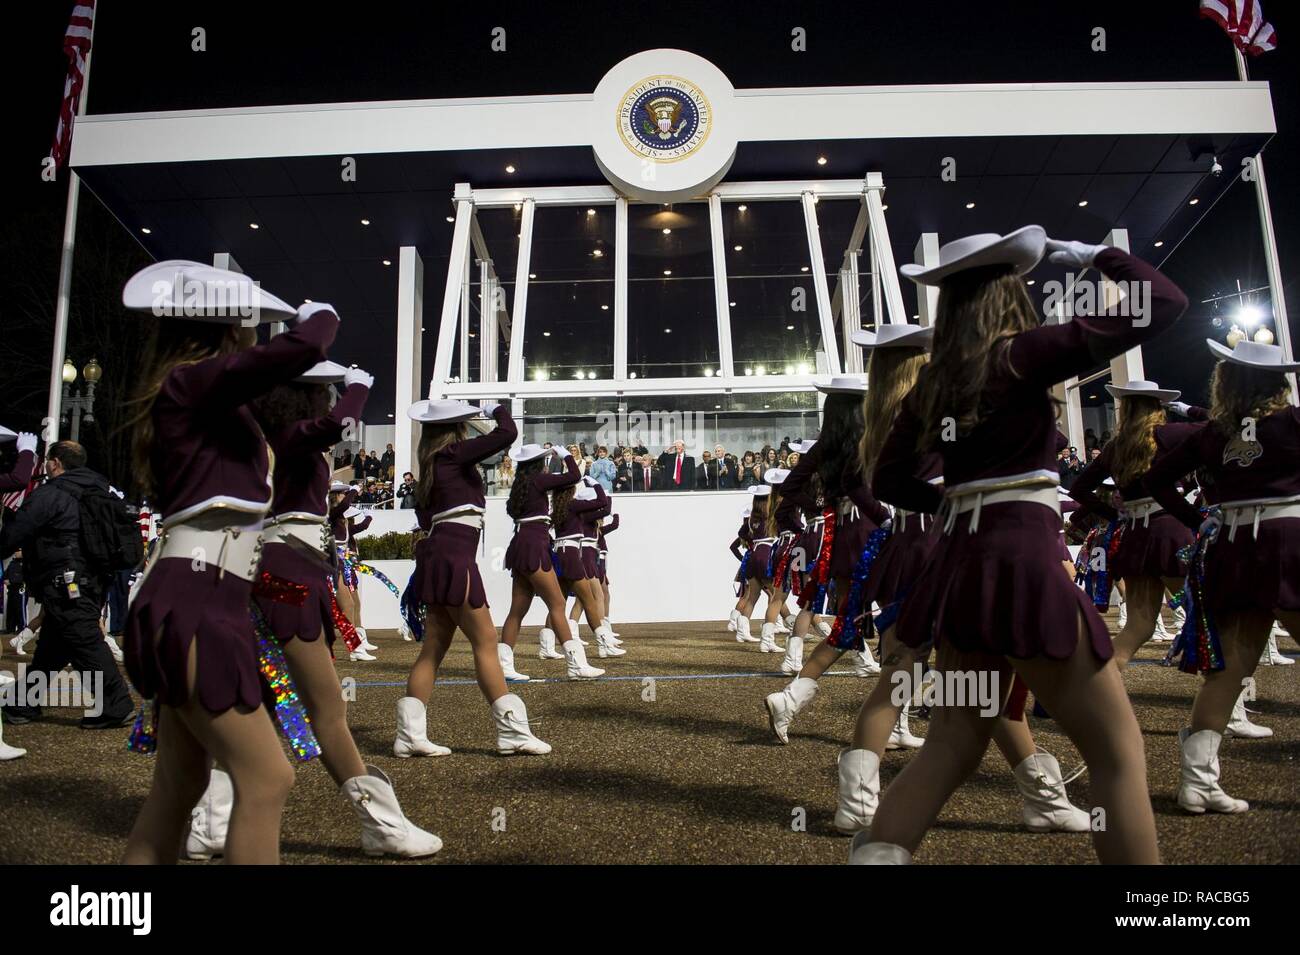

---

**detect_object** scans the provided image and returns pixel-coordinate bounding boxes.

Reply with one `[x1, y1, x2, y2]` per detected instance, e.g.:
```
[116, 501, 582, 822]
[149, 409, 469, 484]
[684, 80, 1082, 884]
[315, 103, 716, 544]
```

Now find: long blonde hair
[912, 266, 1040, 451]
[1109, 395, 1165, 487]
[859, 346, 929, 481]
[123, 321, 249, 499]
[1210, 362, 1292, 436]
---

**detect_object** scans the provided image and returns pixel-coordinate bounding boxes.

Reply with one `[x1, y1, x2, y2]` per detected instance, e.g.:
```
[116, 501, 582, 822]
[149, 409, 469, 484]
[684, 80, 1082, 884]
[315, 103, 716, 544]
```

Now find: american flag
[1200, 0, 1278, 56]
[50, 1, 96, 168]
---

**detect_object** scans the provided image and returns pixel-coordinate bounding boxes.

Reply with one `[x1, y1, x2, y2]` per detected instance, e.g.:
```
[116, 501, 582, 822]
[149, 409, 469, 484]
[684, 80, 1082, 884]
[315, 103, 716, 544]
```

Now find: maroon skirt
[864, 517, 941, 608]
[582, 544, 600, 579]
[124, 558, 264, 715]
[894, 501, 1112, 661]
[747, 542, 773, 580]
[1111, 512, 1193, 581]
[253, 543, 334, 645]
[553, 541, 589, 581]
[416, 522, 487, 608]
[505, 522, 554, 574]
[1202, 517, 1300, 613]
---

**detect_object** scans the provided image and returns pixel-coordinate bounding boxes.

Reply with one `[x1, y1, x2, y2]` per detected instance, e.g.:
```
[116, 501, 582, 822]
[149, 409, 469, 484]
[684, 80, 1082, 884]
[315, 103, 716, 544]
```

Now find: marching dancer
[765, 377, 888, 741]
[756, 468, 794, 653]
[832, 325, 1090, 836]
[727, 505, 760, 643]
[738, 485, 779, 650]
[1069, 381, 1201, 667]
[568, 498, 623, 648]
[1143, 337, 1300, 813]
[117, 262, 337, 865]
[499, 445, 604, 679]
[0, 428, 37, 758]
[394, 400, 550, 757]
[559, 477, 624, 658]
[188, 361, 439, 860]
[328, 483, 377, 661]
[853, 228, 1186, 865]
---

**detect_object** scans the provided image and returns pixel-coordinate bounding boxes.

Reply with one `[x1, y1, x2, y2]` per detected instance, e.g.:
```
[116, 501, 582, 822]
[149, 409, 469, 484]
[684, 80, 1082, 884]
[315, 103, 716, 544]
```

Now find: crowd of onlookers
[1057, 427, 1111, 490]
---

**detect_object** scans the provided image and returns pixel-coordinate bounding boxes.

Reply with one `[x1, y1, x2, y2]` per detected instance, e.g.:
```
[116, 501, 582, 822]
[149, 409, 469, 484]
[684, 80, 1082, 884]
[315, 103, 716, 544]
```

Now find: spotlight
[1234, 304, 1263, 327]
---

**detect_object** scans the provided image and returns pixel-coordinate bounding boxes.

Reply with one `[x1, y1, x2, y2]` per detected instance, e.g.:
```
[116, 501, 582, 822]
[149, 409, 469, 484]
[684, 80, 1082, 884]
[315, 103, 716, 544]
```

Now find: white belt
[263, 515, 333, 557]
[752, 537, 776, 546]
[942, 471, 1061, 535]
[1120, 497, 1163, 528]
[1219, 495, 1300, 542]
[554, 534, 583, 550]
[516, 515, 551, 528]
[431, 503, 485, 531]
[150, 520, 265, 582]
[580, 537, 599, 550]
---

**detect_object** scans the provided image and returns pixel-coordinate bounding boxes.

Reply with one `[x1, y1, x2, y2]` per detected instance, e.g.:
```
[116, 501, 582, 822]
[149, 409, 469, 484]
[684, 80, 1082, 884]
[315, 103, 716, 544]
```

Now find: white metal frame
[429, 175, 905, 402]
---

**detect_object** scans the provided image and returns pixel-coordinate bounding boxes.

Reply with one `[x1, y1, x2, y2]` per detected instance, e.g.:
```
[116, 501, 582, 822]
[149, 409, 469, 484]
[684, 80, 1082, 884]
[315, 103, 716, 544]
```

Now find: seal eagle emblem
[618, 75, 712, 163]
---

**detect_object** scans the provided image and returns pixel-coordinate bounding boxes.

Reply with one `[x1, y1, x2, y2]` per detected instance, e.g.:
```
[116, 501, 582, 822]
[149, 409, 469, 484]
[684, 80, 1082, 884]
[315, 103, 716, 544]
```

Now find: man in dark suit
[696, 450, 719, 490]
[714, 444, 737, 489]
[657, 441, 694, 492]
[631, 454, 658, 492]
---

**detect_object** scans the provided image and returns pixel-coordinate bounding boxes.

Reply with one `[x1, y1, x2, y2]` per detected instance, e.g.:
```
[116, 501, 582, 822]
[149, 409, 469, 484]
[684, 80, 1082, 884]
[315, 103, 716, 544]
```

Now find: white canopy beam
[431, 186, 474, 394]
[801, 191, 840, 374]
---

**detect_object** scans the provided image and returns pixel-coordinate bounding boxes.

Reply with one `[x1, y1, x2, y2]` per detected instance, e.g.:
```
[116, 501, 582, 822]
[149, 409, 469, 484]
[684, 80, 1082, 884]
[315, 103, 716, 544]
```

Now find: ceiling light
[360, 218, 371, 225]
[965, 202, 975, 210]
[587, 209, 596, 216]
[881, 204, 888, 211]
[816, 156, 827, 166]
[587, 371, 597, 380]
[764, 405, 770, 409]
[382, 259, 392, 266]
[304, 299, 312, 304]
[574, 370, 585, 379]
[663, 270, 672, 276]
[543, 331, 551, 336]
[664, 327, 672, 333]
[738, 204, 748, 212]
[505, 164, 516, 174]
[140, 227, 152, 235]
[745, 368, 753, 376]
[249, 222, 259, 229]
[796, 362, 810, 374]
[529, 273, 537, 279]
[1153, 241, 1164, 248]
[387, 413, 394, 418]
[446, 216, 454, 222]
[729, 301, 736, 307]
[1077, 200, 1088, 208]
[704, 368, 714, 377]
[601, 304, 609, 310]
[801, 266, 809, 272]
[786, 324, 795, 330]
[662, 228, 672, 234]
[715, 404, 722, 409]
[533, 369, 548, 381]
[1026, 279, 1036, 286]
[1235, 304, 1263, 327]
[785, 365, 794, 374]
[733, 245, 742, 252]
[1189, 198, 1200, 205]
[755, 365, 766, 376]
[514, 203, 522, 211]
[593, 249, 604, 258]
[629, 371, 638, 379]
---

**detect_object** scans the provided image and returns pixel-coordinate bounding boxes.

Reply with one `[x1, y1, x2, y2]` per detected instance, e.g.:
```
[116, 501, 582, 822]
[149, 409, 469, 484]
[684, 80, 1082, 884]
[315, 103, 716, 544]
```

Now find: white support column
[913, 233, 940, 327]
[511, 397, 525, 443]
[479, 259, 494, 384]
[863, 178, 907, 324]
[433, 185, 475, 394]
[459, 248, 471, 383]
[801, 191, 840, 373]
[1102, 228, 1144, 386]
[841, 254, 864, 374]
[871, 244, 883, 331]
[1248, 156, 1298, 402]
[614, 197, 629, 380]
[830, 197, 870, 321]
[708, 193, 735, 378]
[507, 198, 535, 385]
[395, 245, 424, 481]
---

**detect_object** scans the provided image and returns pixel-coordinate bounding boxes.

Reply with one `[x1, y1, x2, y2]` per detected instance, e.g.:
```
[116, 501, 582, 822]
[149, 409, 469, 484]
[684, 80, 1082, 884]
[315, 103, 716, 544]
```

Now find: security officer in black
[0, 441, 134, 728]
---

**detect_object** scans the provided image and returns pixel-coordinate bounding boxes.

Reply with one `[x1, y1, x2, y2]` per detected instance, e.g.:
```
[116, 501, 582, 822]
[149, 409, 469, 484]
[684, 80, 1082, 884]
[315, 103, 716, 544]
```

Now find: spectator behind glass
[381, 443, 395, 479]
[613, 451, 633, 493]
[352, 449, 367, 480]
[589, 446, 616, 492]
[496, 455, 514, 493]
[397, 471, 417, 508]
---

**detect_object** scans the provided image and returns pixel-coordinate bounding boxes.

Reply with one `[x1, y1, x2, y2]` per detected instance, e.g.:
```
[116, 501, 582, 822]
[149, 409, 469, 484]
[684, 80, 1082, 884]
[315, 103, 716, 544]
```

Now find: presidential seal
[617, 75, 712, 163]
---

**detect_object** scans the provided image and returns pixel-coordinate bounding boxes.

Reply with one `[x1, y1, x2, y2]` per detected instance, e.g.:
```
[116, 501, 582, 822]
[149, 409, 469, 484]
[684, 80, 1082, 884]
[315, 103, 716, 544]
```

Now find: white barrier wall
[354, 496, 1088, 631]
[355, 492, 756, 631]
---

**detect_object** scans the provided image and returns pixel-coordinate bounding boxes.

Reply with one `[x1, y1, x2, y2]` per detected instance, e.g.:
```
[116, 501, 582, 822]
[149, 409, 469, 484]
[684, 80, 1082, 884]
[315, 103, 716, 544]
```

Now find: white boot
[834, 749, 880, 834]
[349, 647, 377, 662]
[0, 709, 26, 761]
[758, 622, 783, 653]
[727, 609, 739, 632]
[356, 626, 378, 652]
[848, 834, 912, 865]
[1224, 689, 1272, 739]
[9, 627, 34, 655]
[1262, 629, 1294, 666]
[342, 765, 443, 858]
[785, 612, 798, 629]
[735, 616, 759, 643]
[886, 707, 925, 750]
[563, 639, 605, 680]
[491, 693, 552, 755]
[764, 676, 817, 744]
[774, 614, 790, 634]
[1013, 751, 1091, 832]
[601, 618, 622, 642]
[780, 635, 804, 675]
[1177, 728, 1248, 814]
[537, 627, 565, 660]
[1171, 604, 1187, 639]
[399, 620, 414, 642]
[497, 643, 531, 682]
[1115, 594, 1127, 630]
[185, 768, 233, 860]
[816, 618, 832, 637]
[595, 626, 626, 658]
[850, 645, 881, 676]
[104, 635, 125, 663]
[393, 697, 452, 758]
[1151, 612, 1173, 643]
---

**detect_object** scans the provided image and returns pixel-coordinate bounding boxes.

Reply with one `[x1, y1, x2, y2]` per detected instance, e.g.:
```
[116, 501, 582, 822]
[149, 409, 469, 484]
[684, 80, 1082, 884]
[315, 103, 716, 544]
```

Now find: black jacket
[0, 467, 111, 586]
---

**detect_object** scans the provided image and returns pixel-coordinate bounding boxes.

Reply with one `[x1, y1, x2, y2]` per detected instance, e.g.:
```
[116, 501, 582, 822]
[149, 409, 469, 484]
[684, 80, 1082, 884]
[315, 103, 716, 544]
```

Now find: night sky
[1, 0, 1297, 445]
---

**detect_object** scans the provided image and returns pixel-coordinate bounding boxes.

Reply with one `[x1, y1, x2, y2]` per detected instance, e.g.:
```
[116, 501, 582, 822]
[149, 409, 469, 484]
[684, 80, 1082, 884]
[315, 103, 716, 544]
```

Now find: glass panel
[626, 201, 719, 379]
[723, 200, 824, 378]
[469, 206, 522, 384]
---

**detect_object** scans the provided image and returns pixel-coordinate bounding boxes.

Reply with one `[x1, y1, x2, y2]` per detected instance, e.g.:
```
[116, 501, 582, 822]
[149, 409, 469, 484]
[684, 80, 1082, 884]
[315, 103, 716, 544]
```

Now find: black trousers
[4, 580, 133, 721]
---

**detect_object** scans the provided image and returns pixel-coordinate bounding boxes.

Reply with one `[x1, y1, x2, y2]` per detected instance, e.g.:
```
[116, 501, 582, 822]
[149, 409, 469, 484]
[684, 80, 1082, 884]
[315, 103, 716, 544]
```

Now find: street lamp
[61, 356, 102, 441]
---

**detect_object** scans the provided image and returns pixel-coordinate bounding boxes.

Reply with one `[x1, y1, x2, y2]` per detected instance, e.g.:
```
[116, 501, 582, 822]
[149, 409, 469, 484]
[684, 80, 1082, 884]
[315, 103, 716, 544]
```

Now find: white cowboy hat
[1207, 338, 1300, 372]
[741, 507, 752, 518]
[574, 485, 598, 501]
[582, 475, 599, 487]
[407, 399, 481, 423]
[900, 225, 1046, 286]
[764, 467, 790, 485]
[122, 260, 297, 323]
[852, 324, 935, 351]
[513, 443, 550, 463]
[344, 506, 362, 519]
[815, 375, 868, 395]
[295, 360, 348, 383]
[0, 426, 15, 441]
[751, 485, 772, 497]
[1105, 380, 1181, 403]
[792, 439, 816, 454]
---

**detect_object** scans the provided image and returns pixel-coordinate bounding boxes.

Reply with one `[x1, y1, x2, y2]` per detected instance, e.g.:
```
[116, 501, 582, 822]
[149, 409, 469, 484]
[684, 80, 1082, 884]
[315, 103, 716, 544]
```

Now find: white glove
[1045, 239, 1108, 270]
[554, 445, 571, 459]
[582, 474, 598, 486]
[478, 401, 501, 417]
[1166, 400, 1191, 417]
[294, 301, 337, 325]
[344, 367, 374, 389]
[15, 432, 38, 455]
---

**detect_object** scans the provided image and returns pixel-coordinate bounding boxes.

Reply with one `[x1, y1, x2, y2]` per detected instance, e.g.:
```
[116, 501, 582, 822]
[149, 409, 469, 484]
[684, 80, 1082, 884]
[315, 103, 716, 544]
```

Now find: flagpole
[1233, 45, 1297, 402]
[44, 27, 95, 444]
